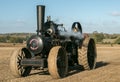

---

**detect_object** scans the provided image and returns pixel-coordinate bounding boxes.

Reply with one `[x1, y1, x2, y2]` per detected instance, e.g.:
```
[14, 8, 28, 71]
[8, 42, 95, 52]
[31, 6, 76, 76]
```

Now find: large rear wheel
[10, 47, 32, 77]
[48, 46, 68, 79]
[78, 37, 97, 70]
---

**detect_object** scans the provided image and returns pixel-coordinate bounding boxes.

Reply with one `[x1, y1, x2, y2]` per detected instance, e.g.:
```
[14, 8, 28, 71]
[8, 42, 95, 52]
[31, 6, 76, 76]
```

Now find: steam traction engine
[10, 5, 97, 79]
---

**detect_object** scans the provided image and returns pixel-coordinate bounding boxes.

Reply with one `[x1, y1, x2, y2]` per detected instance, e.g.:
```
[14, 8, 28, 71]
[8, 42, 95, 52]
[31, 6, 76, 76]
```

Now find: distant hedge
[115, 38, 120, 44]
[0, 36, 27, 43]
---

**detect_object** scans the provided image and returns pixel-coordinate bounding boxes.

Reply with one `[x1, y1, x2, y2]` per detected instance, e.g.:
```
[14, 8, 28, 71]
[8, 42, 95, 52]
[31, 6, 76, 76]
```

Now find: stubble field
[0, 44, 120, 82]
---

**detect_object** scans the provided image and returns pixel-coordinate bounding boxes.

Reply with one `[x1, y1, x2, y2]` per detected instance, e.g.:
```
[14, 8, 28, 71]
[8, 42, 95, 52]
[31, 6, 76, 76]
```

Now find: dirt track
[0, 46, 120, 82]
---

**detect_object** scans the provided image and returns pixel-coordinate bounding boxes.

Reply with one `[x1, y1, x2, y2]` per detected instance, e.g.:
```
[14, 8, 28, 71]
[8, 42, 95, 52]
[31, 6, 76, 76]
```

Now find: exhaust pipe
[36, 5, 45, 35]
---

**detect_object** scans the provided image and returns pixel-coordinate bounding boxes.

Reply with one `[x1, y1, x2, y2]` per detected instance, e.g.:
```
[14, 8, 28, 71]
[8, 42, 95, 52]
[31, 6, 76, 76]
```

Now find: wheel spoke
[17, 64, 22, 70]
[20, 67, 24, 74]
[21, 51, 25, 58]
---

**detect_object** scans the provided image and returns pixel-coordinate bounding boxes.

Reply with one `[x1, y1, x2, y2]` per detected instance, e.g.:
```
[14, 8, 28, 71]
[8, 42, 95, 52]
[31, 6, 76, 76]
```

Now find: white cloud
[15, 19, 27, 25]
[110, 11, 120, 16]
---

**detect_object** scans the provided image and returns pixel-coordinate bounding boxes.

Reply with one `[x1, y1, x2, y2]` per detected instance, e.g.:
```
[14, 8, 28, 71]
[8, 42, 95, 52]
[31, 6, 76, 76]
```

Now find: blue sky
[0, 0, 120, 34]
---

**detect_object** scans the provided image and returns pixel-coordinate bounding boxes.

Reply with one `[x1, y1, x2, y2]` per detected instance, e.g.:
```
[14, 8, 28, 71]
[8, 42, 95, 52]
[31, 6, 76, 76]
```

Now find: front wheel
[48, 46, 68, 79]
[10, 47, 32, 77]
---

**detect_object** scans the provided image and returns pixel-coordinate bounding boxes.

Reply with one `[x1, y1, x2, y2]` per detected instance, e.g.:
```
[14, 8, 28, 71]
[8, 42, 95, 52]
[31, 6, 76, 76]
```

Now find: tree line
[0, 32, 120, 44]
[91, 31, 120, 44]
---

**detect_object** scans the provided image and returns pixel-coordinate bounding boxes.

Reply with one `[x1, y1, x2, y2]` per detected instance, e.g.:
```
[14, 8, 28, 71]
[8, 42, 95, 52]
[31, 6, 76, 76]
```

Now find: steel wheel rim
[87, 39, 96, 69]
[17, 49, 26, 75]
[57, 47, 67, 77]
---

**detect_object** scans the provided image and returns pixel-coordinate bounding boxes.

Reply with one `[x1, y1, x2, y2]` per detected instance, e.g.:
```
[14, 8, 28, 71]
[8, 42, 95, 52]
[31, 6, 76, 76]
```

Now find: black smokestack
[37, 5, 45, 35]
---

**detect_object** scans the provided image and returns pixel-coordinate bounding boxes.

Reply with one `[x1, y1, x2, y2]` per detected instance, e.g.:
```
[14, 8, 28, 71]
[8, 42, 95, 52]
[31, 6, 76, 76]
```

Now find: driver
[72, 26, 79, 32]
